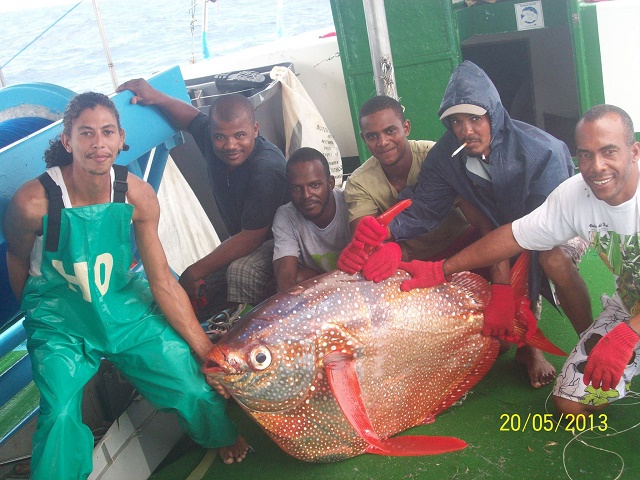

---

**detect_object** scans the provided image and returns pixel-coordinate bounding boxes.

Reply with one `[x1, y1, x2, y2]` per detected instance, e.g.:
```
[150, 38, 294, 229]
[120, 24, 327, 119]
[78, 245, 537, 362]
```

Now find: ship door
[457, 0, 581, 154]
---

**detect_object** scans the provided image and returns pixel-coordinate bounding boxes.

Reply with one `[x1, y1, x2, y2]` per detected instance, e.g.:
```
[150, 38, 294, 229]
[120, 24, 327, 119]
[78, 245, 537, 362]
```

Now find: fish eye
[249, 346, 272, 370]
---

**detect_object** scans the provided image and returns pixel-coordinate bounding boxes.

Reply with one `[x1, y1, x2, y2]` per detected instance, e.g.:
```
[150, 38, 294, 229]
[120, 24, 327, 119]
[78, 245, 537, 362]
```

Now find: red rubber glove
[337, 239, 369, 274]
[362, 242, 402, 283]
[398, 259, 447, 291]
[354, 216, 388, 249]
[583, 322, 639, 391]
[483, 284, 515, 338]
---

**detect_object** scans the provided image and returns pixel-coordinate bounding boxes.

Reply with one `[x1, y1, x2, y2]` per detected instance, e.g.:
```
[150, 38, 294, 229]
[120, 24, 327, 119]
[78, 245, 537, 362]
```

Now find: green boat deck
[150, 250, 640, 480]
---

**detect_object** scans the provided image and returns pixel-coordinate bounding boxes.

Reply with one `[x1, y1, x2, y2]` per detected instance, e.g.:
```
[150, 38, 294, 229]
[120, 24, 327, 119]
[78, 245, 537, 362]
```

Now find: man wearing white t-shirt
[393, 104, 640, 416]
[272, 147, 351, 293]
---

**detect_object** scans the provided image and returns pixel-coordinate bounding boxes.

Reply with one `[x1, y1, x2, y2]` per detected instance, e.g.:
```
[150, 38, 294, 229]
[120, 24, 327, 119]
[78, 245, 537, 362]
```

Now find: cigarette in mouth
[451, 143, 467, 157]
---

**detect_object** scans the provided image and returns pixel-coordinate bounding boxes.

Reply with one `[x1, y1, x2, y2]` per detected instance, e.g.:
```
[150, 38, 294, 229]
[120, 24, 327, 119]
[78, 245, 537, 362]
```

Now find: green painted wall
[329, 0, 461, 162]
[568, 0, 605, 114]
[330, 0, 615, 164]
[456, 0, 570, 43]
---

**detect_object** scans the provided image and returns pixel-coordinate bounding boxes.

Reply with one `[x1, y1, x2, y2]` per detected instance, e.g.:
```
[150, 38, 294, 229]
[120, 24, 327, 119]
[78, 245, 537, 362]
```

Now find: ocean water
[0, 0, 334, 94]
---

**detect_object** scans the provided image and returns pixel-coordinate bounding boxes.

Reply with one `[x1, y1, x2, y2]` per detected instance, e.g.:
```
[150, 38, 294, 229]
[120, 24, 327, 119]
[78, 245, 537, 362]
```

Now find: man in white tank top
[4, 92, 249, 478]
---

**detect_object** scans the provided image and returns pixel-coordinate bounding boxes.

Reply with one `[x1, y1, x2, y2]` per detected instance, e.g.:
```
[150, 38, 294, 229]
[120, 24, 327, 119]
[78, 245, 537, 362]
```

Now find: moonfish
[204, 269, 501, 463]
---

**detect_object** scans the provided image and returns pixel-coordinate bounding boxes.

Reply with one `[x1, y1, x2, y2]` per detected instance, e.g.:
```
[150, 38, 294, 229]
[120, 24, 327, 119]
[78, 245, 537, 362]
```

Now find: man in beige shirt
[345, 95, 471, 261]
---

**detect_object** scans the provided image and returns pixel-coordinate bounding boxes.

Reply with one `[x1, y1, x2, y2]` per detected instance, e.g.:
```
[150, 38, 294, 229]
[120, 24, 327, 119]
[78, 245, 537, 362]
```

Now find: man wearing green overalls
[4, 92, 249, 479]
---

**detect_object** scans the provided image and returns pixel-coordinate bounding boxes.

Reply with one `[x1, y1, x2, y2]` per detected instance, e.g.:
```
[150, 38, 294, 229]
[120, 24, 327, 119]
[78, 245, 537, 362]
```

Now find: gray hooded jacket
[389, 60, 574, 240]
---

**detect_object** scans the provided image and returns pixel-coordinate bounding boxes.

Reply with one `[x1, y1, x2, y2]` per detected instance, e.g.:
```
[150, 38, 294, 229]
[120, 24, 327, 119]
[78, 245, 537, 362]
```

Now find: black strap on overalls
[37, 165, 128, 252]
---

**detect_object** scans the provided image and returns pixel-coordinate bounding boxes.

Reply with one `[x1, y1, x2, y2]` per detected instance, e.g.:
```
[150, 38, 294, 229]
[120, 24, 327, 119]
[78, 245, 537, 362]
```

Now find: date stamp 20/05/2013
[499, 413, 608, 433]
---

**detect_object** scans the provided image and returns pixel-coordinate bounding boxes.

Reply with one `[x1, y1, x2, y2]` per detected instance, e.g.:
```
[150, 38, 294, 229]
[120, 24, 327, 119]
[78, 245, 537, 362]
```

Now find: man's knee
[539, 247, 576, 280]
[553, 394, 607, 417]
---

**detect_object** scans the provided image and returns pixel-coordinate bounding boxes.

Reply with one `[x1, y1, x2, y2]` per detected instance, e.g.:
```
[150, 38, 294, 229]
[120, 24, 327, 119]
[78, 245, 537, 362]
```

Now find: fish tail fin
[510, 251, 567, 356]
[364, 436, 467, 456]
[513, 324, 568, 356]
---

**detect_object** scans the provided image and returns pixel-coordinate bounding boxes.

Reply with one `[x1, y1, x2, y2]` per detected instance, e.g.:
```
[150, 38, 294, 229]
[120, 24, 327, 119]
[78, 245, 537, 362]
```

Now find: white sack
[157, 155, 220, 275]
[270, 65, 343, 184]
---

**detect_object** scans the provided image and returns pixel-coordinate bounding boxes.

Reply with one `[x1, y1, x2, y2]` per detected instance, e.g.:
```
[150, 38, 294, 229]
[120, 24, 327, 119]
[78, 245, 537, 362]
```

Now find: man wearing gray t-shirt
[272, 148, 351, 293]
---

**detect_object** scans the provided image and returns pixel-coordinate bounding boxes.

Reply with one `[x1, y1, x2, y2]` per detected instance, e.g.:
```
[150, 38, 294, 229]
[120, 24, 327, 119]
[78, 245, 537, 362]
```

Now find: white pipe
[92, 0, 118, 91]
[202, 0, 210, 58]
[0, 68, 5, 88]
[203, 0, 209, 36]
[362, 0, 398, 100]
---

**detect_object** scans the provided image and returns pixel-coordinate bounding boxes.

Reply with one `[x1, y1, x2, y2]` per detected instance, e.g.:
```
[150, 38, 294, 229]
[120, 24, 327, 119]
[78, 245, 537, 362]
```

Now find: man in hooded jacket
[339, 61, 591, 388]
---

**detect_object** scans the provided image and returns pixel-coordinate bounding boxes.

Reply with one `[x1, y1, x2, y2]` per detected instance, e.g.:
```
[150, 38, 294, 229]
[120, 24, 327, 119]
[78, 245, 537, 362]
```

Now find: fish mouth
[202, 358, 225, 376]
[203, 346, 238, 376]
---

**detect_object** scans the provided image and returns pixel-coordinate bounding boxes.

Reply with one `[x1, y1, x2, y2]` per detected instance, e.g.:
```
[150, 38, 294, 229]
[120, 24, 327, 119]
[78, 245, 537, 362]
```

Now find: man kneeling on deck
[118, 78, 288, 322]
[379, 104, 640, 416]
[339, 61, 591, 388]
[272, 147, 351, 292]
[342, 95, 471, 263]
[3, 93, 249, 478]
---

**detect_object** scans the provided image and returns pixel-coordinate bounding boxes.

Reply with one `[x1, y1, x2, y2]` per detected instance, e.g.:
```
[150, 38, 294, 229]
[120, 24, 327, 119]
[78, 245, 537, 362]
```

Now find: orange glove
[362, 242, 402, 283]
[398, 259, 447, 291]
[583, 322, 639, 391]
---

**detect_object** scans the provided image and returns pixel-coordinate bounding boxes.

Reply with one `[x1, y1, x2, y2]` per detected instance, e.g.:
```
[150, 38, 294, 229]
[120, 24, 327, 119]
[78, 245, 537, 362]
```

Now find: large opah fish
[204, 268, 500, 462]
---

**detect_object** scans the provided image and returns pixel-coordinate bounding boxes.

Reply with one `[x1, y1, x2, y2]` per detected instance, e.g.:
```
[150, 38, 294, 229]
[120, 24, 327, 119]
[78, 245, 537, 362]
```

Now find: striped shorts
[198, 239, 276, 317]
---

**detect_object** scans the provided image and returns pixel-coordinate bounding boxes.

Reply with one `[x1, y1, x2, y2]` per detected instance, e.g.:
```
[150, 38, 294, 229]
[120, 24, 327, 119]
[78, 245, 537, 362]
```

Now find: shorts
[552, 294, 640, 405]
[557, 236, 590, 265]
[198, 239, 276, 318]
[530, 236, 590, 319]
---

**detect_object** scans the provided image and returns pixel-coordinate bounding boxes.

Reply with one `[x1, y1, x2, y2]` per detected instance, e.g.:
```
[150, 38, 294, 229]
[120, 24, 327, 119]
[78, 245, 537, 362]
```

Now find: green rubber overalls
[21, 168, 237, 480]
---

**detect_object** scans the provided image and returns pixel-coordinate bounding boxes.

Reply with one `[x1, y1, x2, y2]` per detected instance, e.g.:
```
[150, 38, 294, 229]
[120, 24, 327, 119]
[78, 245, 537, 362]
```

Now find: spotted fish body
[205, 269, 499, 463]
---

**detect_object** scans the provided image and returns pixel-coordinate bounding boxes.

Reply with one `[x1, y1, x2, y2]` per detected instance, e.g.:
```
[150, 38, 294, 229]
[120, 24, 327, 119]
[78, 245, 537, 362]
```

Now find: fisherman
[117, 78, 287, 319]
[340, 95, 471, 272]
[394, 104, 640, 416]
[340, 61, 590, 389]
[272, 147, 350, 292]
[3, 92, 249, 478]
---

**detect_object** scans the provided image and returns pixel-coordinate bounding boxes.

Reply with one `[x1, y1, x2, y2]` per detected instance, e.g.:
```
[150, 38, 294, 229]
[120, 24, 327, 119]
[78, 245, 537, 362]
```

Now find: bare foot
[219, 435, 250, 464]
[515, 345, 556, 388]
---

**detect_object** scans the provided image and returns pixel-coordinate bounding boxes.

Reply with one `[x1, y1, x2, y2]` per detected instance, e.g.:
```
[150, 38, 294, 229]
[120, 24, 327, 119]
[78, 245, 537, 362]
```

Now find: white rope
[543, 389, 640, 480]
[380, 56, 397, 100]
[185, 449, 217, 480]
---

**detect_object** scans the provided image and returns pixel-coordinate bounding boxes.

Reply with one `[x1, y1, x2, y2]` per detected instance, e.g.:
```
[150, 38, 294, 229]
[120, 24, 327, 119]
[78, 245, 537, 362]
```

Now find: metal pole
[0, 68, 6, 88]
[92, 0, 118, 91]
[362, 0, 398, 100]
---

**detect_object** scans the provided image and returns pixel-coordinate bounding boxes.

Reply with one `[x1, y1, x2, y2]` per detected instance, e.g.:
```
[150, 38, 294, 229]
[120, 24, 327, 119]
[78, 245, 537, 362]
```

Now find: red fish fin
[429, 339, 500, 419]
[513, 324, 568, 356]
[450, 271, 491, 307]
[376, 199, 412, 227]
[510, 252, 567, 355]
[323, 351, 467, 456]
[365, 200, 413, 255]
[510, 251, 530, 299]
[364, 435, 466, 456]
[421, 415, 436, 425]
